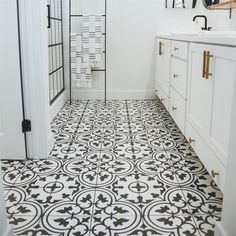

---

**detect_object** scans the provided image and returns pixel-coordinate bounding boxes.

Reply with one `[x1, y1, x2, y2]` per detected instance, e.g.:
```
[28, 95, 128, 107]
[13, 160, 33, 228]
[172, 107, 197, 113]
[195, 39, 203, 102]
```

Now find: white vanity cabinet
[155, 38, 171, 111]
[186, 43, 236, 191]
[155, 38, 188, 134]
[155, 35, 236, 193]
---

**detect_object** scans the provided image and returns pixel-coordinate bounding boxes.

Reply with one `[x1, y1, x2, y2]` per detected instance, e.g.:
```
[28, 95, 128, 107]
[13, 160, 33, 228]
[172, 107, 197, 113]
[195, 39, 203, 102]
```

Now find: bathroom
[0, 0, 236, 235]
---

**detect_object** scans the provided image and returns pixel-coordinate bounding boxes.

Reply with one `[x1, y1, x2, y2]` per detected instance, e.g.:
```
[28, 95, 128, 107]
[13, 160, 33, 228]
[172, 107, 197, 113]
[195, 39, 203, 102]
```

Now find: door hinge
[22, 119, 31, 133]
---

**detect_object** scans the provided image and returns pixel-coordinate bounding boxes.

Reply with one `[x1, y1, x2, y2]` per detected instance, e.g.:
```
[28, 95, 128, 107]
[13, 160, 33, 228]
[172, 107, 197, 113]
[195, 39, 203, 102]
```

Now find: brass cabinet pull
[188, 137, 195, 144]
[173, 74, 178, 78]
[172, 106, 177, 111]
[211, 170, 219, 178]
[174, 47, 179, 51]
[159, 41, 163, 56]
[205, 51, 213, 79]
[202, 51, 207, 78]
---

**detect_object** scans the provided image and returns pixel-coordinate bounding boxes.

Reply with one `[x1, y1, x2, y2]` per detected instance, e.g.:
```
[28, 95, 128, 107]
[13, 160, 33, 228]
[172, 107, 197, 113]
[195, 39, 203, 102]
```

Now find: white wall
[107, 0, 160, 99]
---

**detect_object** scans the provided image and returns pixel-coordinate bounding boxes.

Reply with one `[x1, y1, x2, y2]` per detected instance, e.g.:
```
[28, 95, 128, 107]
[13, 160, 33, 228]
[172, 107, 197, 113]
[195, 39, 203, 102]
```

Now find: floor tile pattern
[1, 100, 223, 236]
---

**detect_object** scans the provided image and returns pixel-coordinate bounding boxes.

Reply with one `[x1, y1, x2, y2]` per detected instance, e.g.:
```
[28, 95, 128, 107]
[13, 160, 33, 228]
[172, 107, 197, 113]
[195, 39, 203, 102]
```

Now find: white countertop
[156, 33, 236, 47]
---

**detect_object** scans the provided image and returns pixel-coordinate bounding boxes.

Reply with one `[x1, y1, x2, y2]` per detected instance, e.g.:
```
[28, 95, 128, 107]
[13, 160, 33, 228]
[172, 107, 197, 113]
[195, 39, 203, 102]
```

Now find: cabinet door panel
[170, 87, 186, 134]
[155, 38, 170, 96]
[209, 46, 236, 165]
[159, 87, 169, 111]
[171, 58, 187, 98]
[187, 45, 212, 140]
[188, 43, 236, 166]
[171, 40, 188, 61]
[186, 121, 226, 192]
[161, 39, 171, 96]
[155, 38, 163, 90]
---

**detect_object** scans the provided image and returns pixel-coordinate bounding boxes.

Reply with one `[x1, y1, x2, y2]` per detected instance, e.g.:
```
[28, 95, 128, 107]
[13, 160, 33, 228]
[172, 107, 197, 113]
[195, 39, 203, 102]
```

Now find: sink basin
[171, 31, 200, 36]
[198, 31, 236, 37]
[170, 31, 236, 37]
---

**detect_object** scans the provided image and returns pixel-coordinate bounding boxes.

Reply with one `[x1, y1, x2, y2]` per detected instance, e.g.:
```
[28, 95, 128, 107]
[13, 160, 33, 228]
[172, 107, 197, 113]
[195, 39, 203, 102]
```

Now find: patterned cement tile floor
[1, 100, 223, 236]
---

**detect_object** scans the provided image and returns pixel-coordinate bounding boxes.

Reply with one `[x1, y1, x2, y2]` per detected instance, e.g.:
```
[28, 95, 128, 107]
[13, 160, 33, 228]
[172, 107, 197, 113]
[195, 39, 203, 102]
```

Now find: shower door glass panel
[70, 0, 106, 100]
[48, 0, 65, 104]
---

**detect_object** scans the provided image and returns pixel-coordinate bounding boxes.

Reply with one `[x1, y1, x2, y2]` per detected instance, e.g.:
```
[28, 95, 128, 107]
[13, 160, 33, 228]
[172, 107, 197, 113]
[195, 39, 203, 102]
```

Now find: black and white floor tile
[1, 99, 223, 235]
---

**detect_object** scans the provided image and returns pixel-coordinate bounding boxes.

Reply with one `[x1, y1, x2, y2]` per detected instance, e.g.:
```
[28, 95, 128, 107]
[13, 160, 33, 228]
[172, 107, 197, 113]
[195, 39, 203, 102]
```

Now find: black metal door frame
[47, 0, 65, 105]
[69, 0, 107, 104]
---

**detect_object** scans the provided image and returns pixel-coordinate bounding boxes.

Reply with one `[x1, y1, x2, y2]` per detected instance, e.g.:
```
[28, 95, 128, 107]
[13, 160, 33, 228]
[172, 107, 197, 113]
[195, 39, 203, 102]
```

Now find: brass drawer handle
[172, 106, 177, 111]
[159, 42, 163, 56]
[173, 74, 178, 78]
[188, 137, 195, 144]
[174, 47, 179, 51]
[205, 51, 213, 79]
[211, 170, 219, 178]
[202, 51, 207, 78]
[202, 51, 213, 79]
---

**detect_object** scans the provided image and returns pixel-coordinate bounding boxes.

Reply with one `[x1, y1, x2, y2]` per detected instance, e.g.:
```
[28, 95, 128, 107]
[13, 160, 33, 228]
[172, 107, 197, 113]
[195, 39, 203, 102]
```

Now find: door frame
[16, 0, 28, 158]
[18, 0, 54, 159]
[0, 0, 28, 160]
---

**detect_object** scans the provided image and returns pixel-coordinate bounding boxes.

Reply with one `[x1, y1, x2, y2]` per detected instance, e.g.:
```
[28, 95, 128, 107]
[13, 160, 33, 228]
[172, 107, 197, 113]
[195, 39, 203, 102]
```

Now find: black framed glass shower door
[47, 0, 65, 104]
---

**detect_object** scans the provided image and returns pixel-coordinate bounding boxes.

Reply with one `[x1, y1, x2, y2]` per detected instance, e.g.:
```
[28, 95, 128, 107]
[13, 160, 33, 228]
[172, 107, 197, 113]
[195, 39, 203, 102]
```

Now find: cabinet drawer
[158, 87, 169, 112]
[186, 121, 225, 193]
[171, 41, 188, 60]
[171, 58, 187, 98]
[170, 88, 186, 134]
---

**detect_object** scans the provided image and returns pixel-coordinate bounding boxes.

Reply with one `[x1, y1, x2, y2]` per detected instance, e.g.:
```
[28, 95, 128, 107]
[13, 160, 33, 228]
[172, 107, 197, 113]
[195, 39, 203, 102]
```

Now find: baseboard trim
[50, 91, 67, 121]
[215, 222, 229, 236]
[71, 90, 156, 100]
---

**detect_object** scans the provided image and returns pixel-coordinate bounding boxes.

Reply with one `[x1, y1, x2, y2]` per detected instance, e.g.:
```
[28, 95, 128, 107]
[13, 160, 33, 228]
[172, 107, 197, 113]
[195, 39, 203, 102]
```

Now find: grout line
[64, 100, 89, 154]
[88, 101, 107, 236]
[125, 100, 144, 217]
[50, 100, 83, 156]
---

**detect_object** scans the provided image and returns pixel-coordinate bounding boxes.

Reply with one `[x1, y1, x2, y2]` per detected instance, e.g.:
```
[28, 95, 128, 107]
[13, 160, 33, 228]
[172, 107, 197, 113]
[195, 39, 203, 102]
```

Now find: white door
[0, 0, 27, 160]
